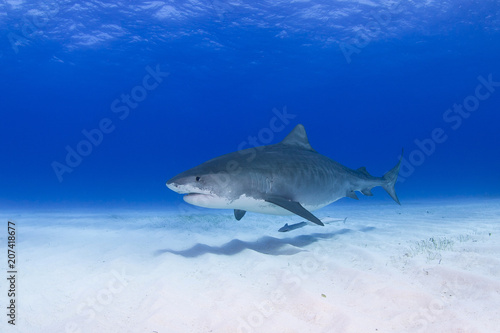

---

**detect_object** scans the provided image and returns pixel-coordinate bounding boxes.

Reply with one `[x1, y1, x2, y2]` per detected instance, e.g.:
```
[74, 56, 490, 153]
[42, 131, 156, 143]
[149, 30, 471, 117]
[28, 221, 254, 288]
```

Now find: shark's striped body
[167, 124, 401, 226]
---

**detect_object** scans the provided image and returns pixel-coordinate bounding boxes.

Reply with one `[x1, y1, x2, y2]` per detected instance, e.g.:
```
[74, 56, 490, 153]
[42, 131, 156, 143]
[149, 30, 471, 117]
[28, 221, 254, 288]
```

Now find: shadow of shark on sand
[155, 226, 376, 257]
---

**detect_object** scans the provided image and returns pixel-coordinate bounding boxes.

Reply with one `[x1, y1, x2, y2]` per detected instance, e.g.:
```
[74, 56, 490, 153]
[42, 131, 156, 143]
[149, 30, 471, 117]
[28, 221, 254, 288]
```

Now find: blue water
[1, 1, 499, 209]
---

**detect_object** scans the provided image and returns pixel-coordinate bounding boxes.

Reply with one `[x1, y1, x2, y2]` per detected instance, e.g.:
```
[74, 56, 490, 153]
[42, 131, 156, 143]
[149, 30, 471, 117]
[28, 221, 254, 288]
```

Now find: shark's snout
[166, 174, 212, 196]
[166, 175, 187, 193]
[166, 179, 178, 192]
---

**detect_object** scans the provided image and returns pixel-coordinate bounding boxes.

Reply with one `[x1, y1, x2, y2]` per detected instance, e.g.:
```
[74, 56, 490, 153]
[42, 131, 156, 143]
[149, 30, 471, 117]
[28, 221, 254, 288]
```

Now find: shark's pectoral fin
[234, 209, 246, 221]
[264, 196, 324, 226]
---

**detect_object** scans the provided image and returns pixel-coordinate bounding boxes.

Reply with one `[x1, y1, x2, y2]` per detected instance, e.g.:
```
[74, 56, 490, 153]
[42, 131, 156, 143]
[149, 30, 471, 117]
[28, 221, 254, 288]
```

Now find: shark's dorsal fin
[280, 124, 315, 151]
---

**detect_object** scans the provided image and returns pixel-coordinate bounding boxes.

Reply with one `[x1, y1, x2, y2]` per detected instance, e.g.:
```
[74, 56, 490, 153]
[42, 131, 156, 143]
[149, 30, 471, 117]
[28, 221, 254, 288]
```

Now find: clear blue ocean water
[1, 1, 499, 209]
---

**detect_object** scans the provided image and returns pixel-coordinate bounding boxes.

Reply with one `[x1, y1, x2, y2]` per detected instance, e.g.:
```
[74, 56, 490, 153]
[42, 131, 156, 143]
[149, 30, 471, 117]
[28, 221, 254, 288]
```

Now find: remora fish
[278, 217, 348, 232]
[278, 222, 308, 232]
[167, 124, 402, 226]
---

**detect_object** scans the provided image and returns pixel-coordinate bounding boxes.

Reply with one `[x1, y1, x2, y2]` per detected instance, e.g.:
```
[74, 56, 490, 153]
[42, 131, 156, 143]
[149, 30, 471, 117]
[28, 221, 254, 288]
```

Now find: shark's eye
[195, 176, 201, 181]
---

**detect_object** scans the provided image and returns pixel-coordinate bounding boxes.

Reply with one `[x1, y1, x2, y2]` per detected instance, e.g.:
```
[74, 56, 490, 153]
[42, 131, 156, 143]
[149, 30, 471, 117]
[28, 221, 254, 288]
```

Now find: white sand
[2, 198, 500, 333]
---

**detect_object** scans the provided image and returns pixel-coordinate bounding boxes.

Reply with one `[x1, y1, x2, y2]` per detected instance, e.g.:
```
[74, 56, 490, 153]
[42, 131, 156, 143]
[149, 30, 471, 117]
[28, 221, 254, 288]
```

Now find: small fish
[278, 222, 308, 232]
[278, 217, 347, 232]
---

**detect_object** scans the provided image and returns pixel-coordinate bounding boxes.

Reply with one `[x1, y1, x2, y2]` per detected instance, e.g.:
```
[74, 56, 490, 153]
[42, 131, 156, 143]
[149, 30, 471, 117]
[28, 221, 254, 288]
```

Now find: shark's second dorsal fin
[356, 166, 372, 177]
[280, 124, 315, 151]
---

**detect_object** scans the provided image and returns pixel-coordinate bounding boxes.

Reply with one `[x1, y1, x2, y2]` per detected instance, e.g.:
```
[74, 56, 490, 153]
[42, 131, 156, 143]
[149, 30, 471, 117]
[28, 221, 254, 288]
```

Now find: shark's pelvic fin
[234, 209, 246, 221]
[264, 195, 324, 226]
[346, 190, 359, 200]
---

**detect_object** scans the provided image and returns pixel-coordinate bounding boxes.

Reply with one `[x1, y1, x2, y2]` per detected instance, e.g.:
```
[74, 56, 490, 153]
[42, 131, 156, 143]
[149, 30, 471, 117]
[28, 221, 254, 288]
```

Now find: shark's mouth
[183, 192, 228, 208]
[183, 192, 216, 202]
[184, 193, 211, 198]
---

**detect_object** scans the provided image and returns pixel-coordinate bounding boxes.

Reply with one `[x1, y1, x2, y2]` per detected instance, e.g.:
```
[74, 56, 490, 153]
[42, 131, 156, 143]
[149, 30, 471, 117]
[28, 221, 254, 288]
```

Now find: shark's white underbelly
[183, 193, 332, 215]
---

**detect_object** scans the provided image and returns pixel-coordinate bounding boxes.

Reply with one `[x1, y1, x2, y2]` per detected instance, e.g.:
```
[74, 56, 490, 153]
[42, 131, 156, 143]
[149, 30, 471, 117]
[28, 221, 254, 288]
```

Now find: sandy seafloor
[1, 198, 499, 333]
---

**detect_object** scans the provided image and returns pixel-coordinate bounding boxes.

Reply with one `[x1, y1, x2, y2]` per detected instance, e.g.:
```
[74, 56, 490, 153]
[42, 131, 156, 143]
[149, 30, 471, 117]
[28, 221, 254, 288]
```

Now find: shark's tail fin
[381, 150, 403, 205]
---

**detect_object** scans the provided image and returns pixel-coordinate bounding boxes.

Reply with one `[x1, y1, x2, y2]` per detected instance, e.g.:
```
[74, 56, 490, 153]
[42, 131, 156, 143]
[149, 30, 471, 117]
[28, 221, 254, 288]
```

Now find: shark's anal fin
[234, 209, 246, 221]
[264, 196, 324, 226]
[360, 188, 373, 196]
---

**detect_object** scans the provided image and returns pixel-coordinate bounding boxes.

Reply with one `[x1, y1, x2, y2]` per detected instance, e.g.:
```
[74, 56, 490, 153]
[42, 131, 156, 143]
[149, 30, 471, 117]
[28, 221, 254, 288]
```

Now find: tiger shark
[166, 124, 402, 226]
